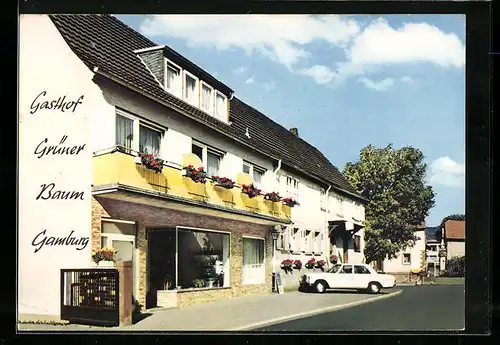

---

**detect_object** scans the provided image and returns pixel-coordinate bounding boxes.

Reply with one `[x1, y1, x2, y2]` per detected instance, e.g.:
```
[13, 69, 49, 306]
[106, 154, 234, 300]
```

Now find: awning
[328, 217, 364, 236]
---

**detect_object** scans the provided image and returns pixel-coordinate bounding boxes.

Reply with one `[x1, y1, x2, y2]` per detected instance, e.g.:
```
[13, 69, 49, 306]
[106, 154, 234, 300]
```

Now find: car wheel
[368, 282, 381, 294]
[315, 281, 326, 294]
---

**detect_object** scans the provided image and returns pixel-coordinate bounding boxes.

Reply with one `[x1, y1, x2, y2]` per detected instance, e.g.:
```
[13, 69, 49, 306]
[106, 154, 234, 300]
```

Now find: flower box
[183, 165, 209, 184]
[305, 258, 316, 269]
[91, 247, 116, 265]
[91, 260, 115, 268]
[282, 197, 298, 207]
[264, 192, 281, 202]
[139, 153, 164, 173]
[315, 260, 326, 270]
[241, 184, 262, 198]
[211, 175, 236, 189]
[293, 260, 303, 269]
[330, 254, 338, 264]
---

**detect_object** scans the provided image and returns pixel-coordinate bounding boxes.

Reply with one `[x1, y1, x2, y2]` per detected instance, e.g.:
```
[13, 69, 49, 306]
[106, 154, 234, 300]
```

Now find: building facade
[19, 14, 366, 318]
[382, 228, 427, 282]
[441, 220, 466, 260]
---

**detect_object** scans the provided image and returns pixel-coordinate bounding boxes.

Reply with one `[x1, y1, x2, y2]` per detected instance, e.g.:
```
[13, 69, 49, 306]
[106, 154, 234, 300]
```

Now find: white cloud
[139, 15, 360, 70]
[138, 15, 464, 85]
[429, 156, 465, 187]
[233, 67, 247, 74]
[299, 65, 336, 84]
[400, 76, 416, 84]
[358, 77, 394, 91]
[244, 76, 255, 84]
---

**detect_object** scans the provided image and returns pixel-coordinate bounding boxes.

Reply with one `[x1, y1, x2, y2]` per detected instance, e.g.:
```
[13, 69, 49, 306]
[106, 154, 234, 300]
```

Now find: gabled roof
[48, 14, 364, 202]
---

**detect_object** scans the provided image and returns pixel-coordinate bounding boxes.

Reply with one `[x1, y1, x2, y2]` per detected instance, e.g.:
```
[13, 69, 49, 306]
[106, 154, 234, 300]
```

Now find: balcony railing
[93, 148, 291, 221]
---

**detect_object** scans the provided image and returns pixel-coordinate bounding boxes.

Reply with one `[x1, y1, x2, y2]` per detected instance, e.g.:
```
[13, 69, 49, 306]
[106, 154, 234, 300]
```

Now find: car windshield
[327, 264, 342, 273]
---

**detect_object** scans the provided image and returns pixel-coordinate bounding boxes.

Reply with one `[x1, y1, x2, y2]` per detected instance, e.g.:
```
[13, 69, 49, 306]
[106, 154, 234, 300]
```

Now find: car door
[324, 264, 342, 288]
[337, 264, 355, 288]
[353, 265, 372, 288]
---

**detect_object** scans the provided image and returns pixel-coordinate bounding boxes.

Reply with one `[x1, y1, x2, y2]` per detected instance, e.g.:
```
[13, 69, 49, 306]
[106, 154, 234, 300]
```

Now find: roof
[425, 226, 440, 242]
[48, 14, 364, 202]
[444, 220, 465, 240]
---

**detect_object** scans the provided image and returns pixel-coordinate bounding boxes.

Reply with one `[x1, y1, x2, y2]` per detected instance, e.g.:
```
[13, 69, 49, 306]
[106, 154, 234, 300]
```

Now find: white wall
[18, 15, 108, 316]
[447, 241, 465, 259]
[383, 230, 426, 273]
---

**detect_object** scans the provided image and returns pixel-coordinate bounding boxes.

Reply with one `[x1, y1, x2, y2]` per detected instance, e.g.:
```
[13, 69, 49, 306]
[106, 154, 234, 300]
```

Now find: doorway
[147, 228, 176, 309]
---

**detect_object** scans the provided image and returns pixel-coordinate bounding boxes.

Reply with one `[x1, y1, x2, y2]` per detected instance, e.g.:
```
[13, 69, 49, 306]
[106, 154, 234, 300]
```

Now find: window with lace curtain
[201, 82, 213, 114]
[184, 71, 198, 106]
[165, 61, 181, 97]
[192, 141, 223, 176]
[242, 237, 265, 285]
[115, 110, 164, 157]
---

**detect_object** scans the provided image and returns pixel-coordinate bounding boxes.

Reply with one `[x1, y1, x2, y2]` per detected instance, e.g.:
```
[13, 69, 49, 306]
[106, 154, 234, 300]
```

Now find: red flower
[188, 165, 193, 169]
[193, 171, 198, 175]
[222, 177, 227, 182]
[198, 166, 204, 171]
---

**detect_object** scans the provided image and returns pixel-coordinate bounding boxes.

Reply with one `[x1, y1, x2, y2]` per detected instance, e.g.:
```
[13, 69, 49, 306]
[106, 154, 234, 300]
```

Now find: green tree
[343, 144, 436, 265]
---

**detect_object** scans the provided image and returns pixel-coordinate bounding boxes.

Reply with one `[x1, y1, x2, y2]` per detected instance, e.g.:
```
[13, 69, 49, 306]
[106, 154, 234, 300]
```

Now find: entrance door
[147, 229, 176, 309]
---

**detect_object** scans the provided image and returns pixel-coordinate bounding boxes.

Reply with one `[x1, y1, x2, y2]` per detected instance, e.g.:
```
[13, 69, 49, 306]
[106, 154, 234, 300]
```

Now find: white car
[299, 263, 396, 294]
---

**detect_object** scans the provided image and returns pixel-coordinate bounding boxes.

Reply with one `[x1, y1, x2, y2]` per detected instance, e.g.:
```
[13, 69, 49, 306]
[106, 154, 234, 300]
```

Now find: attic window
[165, 61, 181, 97]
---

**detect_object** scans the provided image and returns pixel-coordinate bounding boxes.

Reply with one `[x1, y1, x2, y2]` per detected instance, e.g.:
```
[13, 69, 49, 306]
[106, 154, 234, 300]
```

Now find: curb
[230, 289, 404, 331]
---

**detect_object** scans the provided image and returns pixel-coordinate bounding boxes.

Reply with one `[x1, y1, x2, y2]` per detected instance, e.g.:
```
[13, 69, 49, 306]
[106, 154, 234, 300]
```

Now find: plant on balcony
[193, 279, 206, 289]
[293, 259, 303, 269]
[330, 254, 338, 264]
[282, 197, 298, 207]
[305, 257, 316, 269]
[211, 175, 236, 189]
[315, 260, 326, 271]
[281, 259, 294, 274]
[264, 191, 281, 202]
[139, 153, 164, 173]
[241, 184, 262, 198]
[183, 165, 209, 184]
[91, 247, 116, 264]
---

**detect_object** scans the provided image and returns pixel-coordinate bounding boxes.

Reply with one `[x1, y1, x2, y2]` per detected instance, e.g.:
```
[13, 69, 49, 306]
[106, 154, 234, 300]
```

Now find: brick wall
[91, 194, 274, 309]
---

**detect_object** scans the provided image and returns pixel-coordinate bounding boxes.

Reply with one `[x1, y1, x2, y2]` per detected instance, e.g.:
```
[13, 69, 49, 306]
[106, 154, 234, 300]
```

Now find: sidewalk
[18, 289, 402, 332]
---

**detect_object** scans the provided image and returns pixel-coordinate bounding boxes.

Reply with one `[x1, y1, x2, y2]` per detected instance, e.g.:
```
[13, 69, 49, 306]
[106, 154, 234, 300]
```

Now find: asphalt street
[254, 284, 465, 331]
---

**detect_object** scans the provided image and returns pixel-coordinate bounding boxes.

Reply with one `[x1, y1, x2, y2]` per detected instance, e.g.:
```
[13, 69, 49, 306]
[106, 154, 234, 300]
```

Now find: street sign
[275, 272, 284, 294]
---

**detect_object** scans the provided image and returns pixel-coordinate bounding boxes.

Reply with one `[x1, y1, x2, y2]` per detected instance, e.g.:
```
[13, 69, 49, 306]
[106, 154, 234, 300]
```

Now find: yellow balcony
[93, 149, 291, 221]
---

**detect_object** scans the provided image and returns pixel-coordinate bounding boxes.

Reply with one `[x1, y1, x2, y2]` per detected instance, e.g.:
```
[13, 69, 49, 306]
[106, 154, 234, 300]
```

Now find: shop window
[354, 235, 361, 253]
[178, 228, 230, 289]
[242, 237, 265, 285]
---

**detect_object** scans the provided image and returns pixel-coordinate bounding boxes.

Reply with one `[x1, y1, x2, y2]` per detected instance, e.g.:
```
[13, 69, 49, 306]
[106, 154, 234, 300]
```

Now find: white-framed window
[277, 227, 290, 250]
[286, 176, 299, 202]
[314, 232, 321, 253]
[242, 237, 265, 285]
[214, 91, 227, 121]
[200, 82, 214, 114]
[291, 228, 300, 251]
[243, 161, 265, 185]
[403, 253, 411, 265]
[165, 60, 182, 98]
[320, 188, 326, 211]
[184, 70, 199, 106]
[115, 109, 165, 157]
[192, 141, 223, 176]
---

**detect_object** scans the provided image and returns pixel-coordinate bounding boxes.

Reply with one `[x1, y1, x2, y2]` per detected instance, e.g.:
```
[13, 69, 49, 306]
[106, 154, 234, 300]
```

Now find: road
[254, 284, 465, 331]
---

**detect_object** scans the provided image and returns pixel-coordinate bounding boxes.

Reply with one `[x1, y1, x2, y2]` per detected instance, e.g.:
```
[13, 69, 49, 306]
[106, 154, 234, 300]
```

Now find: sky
[116, 14, 466, 227]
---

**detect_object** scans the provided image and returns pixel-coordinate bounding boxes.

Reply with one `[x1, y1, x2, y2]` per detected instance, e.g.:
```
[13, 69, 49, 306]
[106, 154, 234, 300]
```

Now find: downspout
[325, 185, 331, 267]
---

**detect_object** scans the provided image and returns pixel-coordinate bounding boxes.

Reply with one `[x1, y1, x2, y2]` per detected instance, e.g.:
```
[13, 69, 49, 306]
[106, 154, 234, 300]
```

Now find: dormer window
[184, 71, 198, 106]
[215, 91, 227, 121]
[201, 82, 214, 114]
[165, 61, 181, 97]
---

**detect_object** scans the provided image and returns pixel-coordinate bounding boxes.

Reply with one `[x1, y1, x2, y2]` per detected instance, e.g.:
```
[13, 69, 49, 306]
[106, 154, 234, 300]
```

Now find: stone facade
[91, 194, 274, 309]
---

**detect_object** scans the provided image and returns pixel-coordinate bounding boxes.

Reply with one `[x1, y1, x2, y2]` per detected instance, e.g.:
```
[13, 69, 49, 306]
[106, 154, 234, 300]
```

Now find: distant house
[382, 225, 426, 281]
[441, 220, 465, 260]
[425, 226, 442, 276]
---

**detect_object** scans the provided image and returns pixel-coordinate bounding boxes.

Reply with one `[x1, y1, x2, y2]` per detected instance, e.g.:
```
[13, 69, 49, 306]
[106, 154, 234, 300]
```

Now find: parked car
[299, 263, 396, 294]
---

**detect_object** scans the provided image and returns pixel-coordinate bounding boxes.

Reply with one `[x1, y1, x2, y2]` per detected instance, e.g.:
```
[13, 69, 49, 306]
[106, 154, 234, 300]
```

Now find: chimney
[289, 128, 299, 136]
